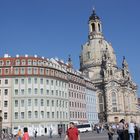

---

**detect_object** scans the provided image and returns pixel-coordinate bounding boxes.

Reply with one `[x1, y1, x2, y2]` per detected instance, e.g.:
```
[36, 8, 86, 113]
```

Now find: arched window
[98, 23, 101, 32]
[112, 92, 117, 112]
[91, 23, 95, 32]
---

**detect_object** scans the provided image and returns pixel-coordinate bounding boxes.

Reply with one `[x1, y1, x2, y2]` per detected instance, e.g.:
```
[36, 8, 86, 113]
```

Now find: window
[21, 89, 24, 95]
[34, 88, 38, 94]
[34, 99, 38, 106]
[34, 78, 37, 84]
[41, 99, 44, 106]
[87, 51, 91, 59]
[52, 112, 54, 118]
[15, 89, 18, 95]
[6, 60, 10, 65]
[47, 112, 50, 118]
[40, 78, 43, 84]
[4, 89, 8, 95]
[21, 79, 24, 84]
[28, 78, 31, 84]
[91, 23, 95, 32]
[21, 100, 24, 107]
[40, 88, 43, 94]
[4, 101, 8, 107]
[28, 60, 32, 65]
[15, 79, 18, 84]
[28, 99, 31, 106]
[28, 88, 31, 94]
[34, 68, 38, 74]
[21, 112, 24, 119]
[28, 111, 31, 118]
[41, 111, 44, 118]
[4, 112, 8, 119]
[40, 68, 44, 75]
[0, 60, 3, 66]
[46, 90, 49, 95]
[5, 79, 8, 85]
[21, 68, 25, 74]
[15, 112, 18, 119]
[52, 100, 54, 106]
[51, 80, 53, 85]
[34, 111, 38, 118]
[15, 100, 18, 107]
[46, 80, 49, 85]
[47, 100, 49, 106]
[15, 68, 19, 74]
[5, 69, 9, 74]
[21, 60, 26, 65]
[28, 68, 32, 74]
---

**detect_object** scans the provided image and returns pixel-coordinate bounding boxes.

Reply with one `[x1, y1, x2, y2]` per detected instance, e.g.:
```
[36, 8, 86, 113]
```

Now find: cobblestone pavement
[28, 131, 118, 140]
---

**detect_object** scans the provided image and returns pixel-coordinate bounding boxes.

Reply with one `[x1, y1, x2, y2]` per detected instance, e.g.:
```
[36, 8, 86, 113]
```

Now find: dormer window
[6, 60, 10, 66]
[15, 60, 20, 65]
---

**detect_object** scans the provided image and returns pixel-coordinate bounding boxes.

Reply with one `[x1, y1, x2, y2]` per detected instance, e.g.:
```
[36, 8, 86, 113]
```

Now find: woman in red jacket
[22, 127, 30, 140]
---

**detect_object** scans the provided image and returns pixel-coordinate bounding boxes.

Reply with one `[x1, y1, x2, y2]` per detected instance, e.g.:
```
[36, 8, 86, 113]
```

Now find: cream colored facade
[80, 9, 140, 123]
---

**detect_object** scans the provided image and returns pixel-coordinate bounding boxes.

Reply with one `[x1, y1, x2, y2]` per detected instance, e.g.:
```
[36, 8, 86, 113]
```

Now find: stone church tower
[80, 9, 139, 123]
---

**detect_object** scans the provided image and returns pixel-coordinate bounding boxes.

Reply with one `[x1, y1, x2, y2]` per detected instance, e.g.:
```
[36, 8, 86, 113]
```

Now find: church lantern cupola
[88, 9, 103, 40]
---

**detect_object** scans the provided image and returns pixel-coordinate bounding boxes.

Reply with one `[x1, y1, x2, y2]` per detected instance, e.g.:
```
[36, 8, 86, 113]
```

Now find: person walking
[64, 122, 80, 140]
[128, 120, 135, 140]
[107, 124, 114, 140]
[58, 127, 62, 138]
[17, 129, 22, 140]
[49, 127, 53, 138]
[22, 127, 30, 140]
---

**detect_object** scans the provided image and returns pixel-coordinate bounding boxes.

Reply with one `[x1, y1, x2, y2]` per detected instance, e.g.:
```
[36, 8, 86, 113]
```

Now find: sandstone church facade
[79, 9, 140, 123]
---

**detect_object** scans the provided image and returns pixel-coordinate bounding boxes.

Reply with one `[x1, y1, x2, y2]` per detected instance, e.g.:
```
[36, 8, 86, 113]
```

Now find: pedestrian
[49, 127, 53, 138]
[34, 130, 37, 139]
[22, 127, 30, 140]
[58, 127, 62, 138]
[117, 119, 125, 140]
[107, 124, 114, 140]
[128, 120, 135, 140]
[64, 122, 80, 140]
[17, 129, 22, 140]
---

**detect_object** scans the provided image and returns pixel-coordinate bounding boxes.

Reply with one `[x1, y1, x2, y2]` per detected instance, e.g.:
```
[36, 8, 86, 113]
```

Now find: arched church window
[98, 23, 101, 32]
[112, 92, 117, 112]
[91, 23, 95, 32]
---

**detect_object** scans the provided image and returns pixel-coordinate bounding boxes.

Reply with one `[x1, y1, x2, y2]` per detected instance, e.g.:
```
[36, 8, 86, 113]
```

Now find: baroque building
[80, 9, 139, 123]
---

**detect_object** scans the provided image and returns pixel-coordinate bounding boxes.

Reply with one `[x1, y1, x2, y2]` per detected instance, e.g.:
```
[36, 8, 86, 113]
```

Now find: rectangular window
[21, 79, 24, 84]
[34, 68, 38, 74]
[4, 112, 8, 119]
[40, 88, 43, 94]
[5, 69, 9, 74]
[15, 89, 18, 95]
[15, 100, 18, 107]
[28, 99, 31, 106]
[28, 68, 32, 74]
[21, 68, 25, 74]
[28, 111, 31, 119]
[34, 88, 38, 94]
[21, 100, 24, 107]
[52, 100, 54, 106]
[47, 100, 49, 106]
[47, 112, 50, 118]
[28, 78, 31, 84]
[15, 79, 18, 84]
[15, 68, 19, 74]
[5, 79, 8, 84]
[14, 112, 18, 119]
[41, 111, 44, 118]
[28, 88, 31, 94]
[34, 111, 38, 118]
[41, 99, 44, 106]
[21, 112, 24, 119]
[46, 79, 49, 85]
[34, 78, 37, 84]
[4, 89, 8, 95]
[21, 89, 24, 95]
[46, 90, 49, 95]
[40, 78, 43, 84]
[40, 68, 44, 75]
[34, 99, 38, 106]
[4, 101, 8, 107]
[52, 112, 54, 118]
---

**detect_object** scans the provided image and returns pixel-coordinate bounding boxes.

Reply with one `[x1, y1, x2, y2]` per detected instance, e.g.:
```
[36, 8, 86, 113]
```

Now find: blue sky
[0, 0, 140, 96]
